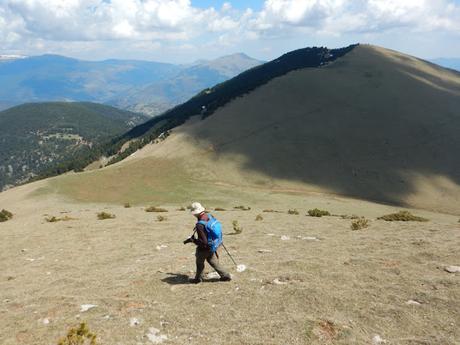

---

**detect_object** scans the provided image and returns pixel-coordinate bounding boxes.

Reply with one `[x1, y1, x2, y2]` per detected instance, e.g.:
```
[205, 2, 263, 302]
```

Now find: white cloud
[0, 0, 459, 59]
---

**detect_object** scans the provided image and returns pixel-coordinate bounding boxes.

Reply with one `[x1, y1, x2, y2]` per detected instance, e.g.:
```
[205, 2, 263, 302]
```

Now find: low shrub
[232, 220, 243, 234]
[308, 208, 331, 217]
[255, 214, 263, 221]
[97, 212, 115, 220]
[262, 209, 282, 213]
[157, 215, 167, 222]
[178, 206, 186, 211]
[215, 207, 226, 211]
[46, 215, 76, 222]
[124, 203, 131, 208]
[234, 205, 251, 211]
[57, 322, 97, 345]
[0, 209, 13, 222]
[377, 211, 428, 222]
[340, 214, 360, 220]
[145, 206, 168, 212]
[351, 218, 369, 230]
[288, 209, 299, 215]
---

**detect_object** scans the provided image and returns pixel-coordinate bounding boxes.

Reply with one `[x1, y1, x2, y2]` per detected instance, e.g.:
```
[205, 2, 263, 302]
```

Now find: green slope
[0, 102, 147, 190]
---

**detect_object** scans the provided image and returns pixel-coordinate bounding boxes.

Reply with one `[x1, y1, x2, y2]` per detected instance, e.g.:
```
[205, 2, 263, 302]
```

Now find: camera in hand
[183, 237, 193, 244]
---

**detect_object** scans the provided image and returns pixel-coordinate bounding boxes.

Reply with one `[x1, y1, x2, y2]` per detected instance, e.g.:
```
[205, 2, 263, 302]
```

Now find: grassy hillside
[45, 45, 460, 214]
[0, 102, 148, 190]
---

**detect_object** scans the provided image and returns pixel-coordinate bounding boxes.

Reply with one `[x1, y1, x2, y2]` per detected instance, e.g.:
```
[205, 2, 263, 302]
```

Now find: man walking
[185, 202, 231, 284]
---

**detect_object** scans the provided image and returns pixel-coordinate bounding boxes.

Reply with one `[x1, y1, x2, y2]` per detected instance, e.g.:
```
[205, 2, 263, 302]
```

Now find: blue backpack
[198, 214, 223, 253]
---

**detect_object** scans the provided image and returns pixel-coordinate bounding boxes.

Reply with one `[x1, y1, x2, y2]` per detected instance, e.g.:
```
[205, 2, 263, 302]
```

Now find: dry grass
[157, 215, 167, 222]
[350, 217, 370, 230]
[377, 210, 429, 222]
[308, 208, 331, 217]
[123, 203, 131, 208]
[255, 214, 263, 221]
[214, 207, 226, 211]
[178, 206, 186, 211]
[234, 205, 251, 211]
[231, 220, 243, 234]
[97, 212, 115, 220]
[288, 209, 299, 215]
[45, 215, 76, 223]
[145, 206, 168, 213]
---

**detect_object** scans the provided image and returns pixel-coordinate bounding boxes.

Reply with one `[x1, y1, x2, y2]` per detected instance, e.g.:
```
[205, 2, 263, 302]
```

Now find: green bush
[57, 322, 97, 345]
[288, 209, 299, 215]
[97, 212, 115, 220]
[145, 206, 168, 212]
[308, 208, 330, 217]
[350, 218, 369, 230]
[377, 211, 428, 222]
[0, 209, 13, 222]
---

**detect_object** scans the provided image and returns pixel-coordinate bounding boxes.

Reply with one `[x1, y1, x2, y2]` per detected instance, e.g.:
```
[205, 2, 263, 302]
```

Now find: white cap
[190, 202, 205, 216]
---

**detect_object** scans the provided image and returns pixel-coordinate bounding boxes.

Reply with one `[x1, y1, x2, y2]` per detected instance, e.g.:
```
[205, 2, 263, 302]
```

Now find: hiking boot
[219, 276, 231, 282]
[189, 278, 202, 284]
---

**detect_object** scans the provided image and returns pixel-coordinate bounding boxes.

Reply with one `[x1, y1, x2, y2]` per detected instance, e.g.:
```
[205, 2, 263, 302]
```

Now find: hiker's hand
[183, 237, 193, 244]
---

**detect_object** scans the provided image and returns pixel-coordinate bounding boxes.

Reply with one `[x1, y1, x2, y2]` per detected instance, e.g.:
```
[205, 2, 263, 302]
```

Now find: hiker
[185, 202, 231, 284]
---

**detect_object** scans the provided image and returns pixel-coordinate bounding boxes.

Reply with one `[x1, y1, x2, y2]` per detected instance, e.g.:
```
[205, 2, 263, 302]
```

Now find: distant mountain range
[0, 102, 148, 190]
[0, 53, 263, 115]
[430, 58, 460, 72]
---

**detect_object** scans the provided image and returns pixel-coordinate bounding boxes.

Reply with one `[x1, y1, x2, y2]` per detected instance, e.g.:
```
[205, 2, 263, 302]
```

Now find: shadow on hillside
[187, 47, 460, 211]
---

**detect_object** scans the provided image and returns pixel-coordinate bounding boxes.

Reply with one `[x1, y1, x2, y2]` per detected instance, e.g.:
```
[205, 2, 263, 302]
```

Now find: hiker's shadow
[161, 273, 221, 285]
[161, 273, 190, 285]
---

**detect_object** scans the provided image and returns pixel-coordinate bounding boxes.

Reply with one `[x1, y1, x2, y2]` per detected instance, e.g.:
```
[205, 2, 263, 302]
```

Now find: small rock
[206, 272, 220, 279]
[280, 235, 290, 241]
[80, 304, 97, 312]
[146, 327, 167, 344]
[372, 335, 386, 344]
[156, 245, 168, 251]
[236, 264, 247, 272]
[266, 233, 275, 236]
[258, 249, 272, 253]
[272, 278, 288, 285]
[406, 299, 421, 306]
[42, 318, 50, 325]
[301, 236, 319, 241]
[130, 317, 141, 327]
[444, 265, 460, 273]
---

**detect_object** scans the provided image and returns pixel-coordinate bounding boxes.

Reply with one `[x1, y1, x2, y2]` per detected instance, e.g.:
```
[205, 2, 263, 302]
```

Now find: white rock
[280, 235, 290, 241]
[445, 265, 460, 273]
[236, 264, 247, 272]
[266, 233, 275, 236]
[258, 249, 272, 253]
[273, 278, 288, 285]
[301, 236, 319, 241]
[42, 318, 50, 325]
[156, 244, 168, 251]
[372, 335, 386, 344]
[206, 272, 220, 279]
[130, 317, 140, 327]
[80, 304, 97, 312]
[406, 299, 421, 306]
[146, 327, 167, 344]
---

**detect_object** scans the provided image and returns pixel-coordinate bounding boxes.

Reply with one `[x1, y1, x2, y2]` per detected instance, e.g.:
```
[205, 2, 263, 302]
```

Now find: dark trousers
[195, 247, 231, 280]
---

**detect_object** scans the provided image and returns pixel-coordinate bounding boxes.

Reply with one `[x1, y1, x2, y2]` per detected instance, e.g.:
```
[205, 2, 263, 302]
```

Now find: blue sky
[1, 0, 459, 63]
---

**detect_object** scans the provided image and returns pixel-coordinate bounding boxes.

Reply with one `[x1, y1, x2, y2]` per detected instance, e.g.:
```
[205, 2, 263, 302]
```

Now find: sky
[1, 0, 460, 63]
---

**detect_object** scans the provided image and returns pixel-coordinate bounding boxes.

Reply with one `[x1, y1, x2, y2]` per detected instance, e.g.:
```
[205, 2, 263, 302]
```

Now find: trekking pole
[221, 242, 238, 267]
